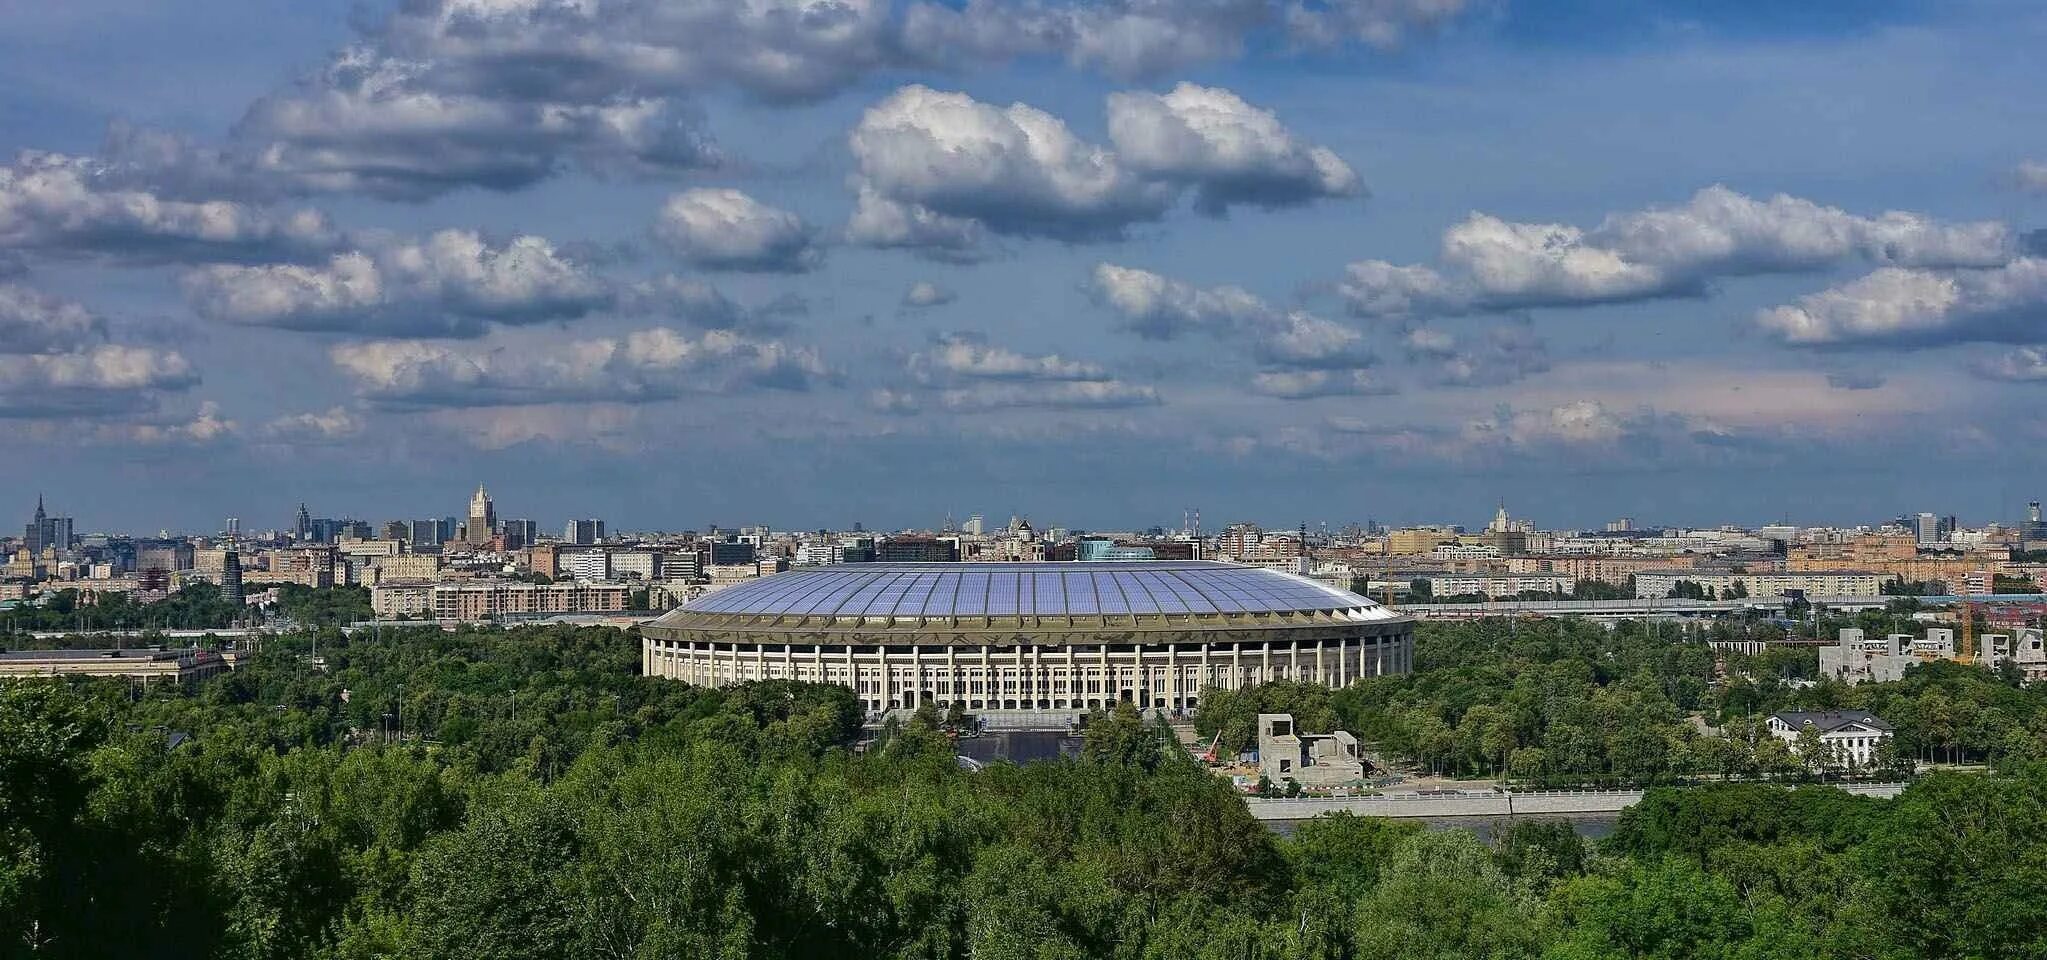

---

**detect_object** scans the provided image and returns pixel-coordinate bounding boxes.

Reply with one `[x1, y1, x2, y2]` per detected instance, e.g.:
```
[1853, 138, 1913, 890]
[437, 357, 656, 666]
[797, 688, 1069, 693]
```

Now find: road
[1245, 781, 1908, 821]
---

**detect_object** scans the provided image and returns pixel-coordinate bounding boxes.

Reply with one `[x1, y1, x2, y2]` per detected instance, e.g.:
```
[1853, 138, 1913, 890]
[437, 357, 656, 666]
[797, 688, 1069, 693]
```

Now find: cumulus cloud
[331, 327, 831, 407]
[901, 0, 1468, 79]
[847, 84, 1352, 245]
[1089, 262, 1373, 368]
[0, 151, 336, 263]
[232, 49, 720, 201]
[1341, 186, 2015, 319]
[1463, 400, 1628, 448]
[902, 281, 956, 308]
[879, 331, 1158, 412]
[1978, 346, 2047, 382]
[113, 401, 238, 445]
[620, 274, 807, 331]
[1247, 369, 1391, 399]
[2014, 160, 2047, 195]
[931, 379, 1161, 412]
[1404, 324, 1550, 386]
[0, 284, 104, 354]
[183, 229, 612, 336]
[261, 405, 365, 441]
[0, 284, 198, 422]
[909, 333, 1108, 382]
[1755, 258, 2047, 347]
[0, 343, 198, 419]
[1105, 82, 1359, 213]
[844, 186, 993, 262]
[653, 188, 820, 273]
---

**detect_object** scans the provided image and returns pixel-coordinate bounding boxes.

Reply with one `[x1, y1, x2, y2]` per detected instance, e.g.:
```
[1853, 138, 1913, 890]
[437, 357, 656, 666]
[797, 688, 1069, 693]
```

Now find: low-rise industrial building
[0, 647, 228, 683]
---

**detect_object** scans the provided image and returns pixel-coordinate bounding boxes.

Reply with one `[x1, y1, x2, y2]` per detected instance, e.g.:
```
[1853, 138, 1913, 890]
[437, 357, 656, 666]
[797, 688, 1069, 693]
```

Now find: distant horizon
[5, 0, 2045, 539]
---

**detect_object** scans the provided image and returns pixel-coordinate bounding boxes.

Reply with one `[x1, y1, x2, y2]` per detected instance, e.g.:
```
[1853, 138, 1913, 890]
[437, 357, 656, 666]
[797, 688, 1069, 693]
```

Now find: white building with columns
[640, 561, 1414, 715]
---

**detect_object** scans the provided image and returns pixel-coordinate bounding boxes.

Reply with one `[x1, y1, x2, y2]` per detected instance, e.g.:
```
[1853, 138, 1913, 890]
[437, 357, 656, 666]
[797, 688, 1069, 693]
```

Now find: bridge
[1244, 781, 1907, 820]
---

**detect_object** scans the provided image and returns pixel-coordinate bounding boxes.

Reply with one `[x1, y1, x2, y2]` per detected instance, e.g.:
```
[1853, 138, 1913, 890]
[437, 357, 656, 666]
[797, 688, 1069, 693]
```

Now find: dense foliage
[1206, 618, 2047, 786]
[0, 582, 247, 635]
[4, 623, 2046, 958]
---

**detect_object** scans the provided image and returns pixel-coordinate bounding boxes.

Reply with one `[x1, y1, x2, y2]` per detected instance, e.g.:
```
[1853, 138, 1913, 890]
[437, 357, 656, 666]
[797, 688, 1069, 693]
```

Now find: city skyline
[4, 1, 2046, 528]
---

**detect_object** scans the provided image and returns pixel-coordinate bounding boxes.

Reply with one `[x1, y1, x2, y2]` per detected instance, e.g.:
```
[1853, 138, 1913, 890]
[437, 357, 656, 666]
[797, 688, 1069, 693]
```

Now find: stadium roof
[676, 561, 1401, 621]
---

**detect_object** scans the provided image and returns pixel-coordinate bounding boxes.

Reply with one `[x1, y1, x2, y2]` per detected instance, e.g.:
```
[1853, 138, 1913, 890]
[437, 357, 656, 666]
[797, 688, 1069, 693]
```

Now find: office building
[642, 561, 1415, 715]
[501, 519, 539, 549]
[562, 550, 612, 582]
[1766, 710, 1892, 768]
[565, 519, 606, 546]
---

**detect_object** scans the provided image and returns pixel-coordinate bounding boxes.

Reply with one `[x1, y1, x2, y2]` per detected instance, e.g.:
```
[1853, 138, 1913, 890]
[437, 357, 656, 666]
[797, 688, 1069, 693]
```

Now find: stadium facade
[640, 561, 1413, 713]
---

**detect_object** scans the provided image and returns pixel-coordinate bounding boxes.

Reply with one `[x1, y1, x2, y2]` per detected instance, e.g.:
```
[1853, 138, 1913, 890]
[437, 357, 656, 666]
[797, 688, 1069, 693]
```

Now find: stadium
[640, 561, 1413, 714]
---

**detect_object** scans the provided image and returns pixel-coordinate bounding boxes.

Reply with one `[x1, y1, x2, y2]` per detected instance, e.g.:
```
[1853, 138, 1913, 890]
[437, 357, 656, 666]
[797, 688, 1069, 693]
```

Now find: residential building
[370, 581, 435, 618]
[430, 580, 630, 621]
[1632, 570, 1882, 599]
[1425, 574, 1574, 598]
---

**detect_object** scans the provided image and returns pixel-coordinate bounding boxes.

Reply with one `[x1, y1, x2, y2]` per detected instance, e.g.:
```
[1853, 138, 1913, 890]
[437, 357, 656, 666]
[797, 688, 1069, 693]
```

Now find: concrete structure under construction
[1256, 713, 1366, 789]
[641, 561, 1414, 714]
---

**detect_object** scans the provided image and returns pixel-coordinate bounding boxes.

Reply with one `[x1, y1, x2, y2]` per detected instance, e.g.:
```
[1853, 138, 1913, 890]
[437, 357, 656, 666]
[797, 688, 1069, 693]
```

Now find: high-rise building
[294, 503, 312, 541]
[23, 496, 74, 559]
[225, 517, 241, 540]
[408, 519, 444, 549]
[465, 485, 497, 546]
[220, 551, 243, 605]
[1915, 512, 1943, 545]
[565, 518, 606, 546]
[501, 519, 539, 549]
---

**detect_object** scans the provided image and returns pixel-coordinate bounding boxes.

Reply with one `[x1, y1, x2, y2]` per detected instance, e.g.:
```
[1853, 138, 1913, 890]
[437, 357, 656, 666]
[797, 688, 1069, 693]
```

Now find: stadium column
[946, 643, 956, 706]
[878, 644, 891, 709]
[1231, 642, 1244, 691]
[812, 642, 825, 689]
[1065, 642, 1078, 709]
[1261, 641, 1272, 684]
[844, 644, 858, 707]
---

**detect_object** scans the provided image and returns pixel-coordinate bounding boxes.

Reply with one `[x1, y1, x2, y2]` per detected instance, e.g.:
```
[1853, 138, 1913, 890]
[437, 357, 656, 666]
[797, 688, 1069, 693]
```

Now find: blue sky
[2, 0, 2045, 535]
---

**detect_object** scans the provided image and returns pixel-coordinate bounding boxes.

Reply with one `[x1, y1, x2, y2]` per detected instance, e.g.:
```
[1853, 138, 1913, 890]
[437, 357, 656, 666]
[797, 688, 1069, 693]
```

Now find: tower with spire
[23, 494, 48, 556]
[465, 484, 497, 545]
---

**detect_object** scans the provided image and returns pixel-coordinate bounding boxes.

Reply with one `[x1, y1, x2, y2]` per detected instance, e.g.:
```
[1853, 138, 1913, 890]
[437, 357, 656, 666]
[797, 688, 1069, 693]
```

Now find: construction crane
[1198, 731, 1224, 765]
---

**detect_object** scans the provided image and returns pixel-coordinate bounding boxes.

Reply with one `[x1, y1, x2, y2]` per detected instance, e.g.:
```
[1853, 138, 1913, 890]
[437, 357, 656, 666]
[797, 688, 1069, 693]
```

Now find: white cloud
[262, 405, 364, 441]
[844, 186, 992, 262]
[847, 83, 1352, 245]
[653, 188, 820, 273]
[1105, 82, 1359, 213]
[901, 0, 1467, 79]
[331, 327, 830, 407]
[1341, 185, 2015, 318]
[1755, 258, 2047, 346]
[0, 284, 199, 422]
[234, 49, 719, 201]
[933, 379, 1161, 412]
[1404, 324, 1550, 386]
[0, 283, 104, 354]
[902, 280, 956, 308]
[621, 274, 806, 331]
[2015, 160, 2047, 195]
[1089, 262, 1371, 367]
[1463, 400, 1627, 448]
[0, 151, 336, 262]
[184, 229, 611, 336]
[1248, 369, 1391, 399]
[910, 334, 1108, 382]
[849, 85, 1174, 242]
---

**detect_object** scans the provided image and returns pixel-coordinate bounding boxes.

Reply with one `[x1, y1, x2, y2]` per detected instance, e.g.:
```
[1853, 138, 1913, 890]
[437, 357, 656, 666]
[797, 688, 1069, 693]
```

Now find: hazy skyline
[4, 0, 2046, 532]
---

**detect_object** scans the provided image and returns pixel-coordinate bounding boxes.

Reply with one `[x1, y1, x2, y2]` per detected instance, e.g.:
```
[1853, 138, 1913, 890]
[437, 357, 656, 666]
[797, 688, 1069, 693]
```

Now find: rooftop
[673, 560, 1401, 621]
